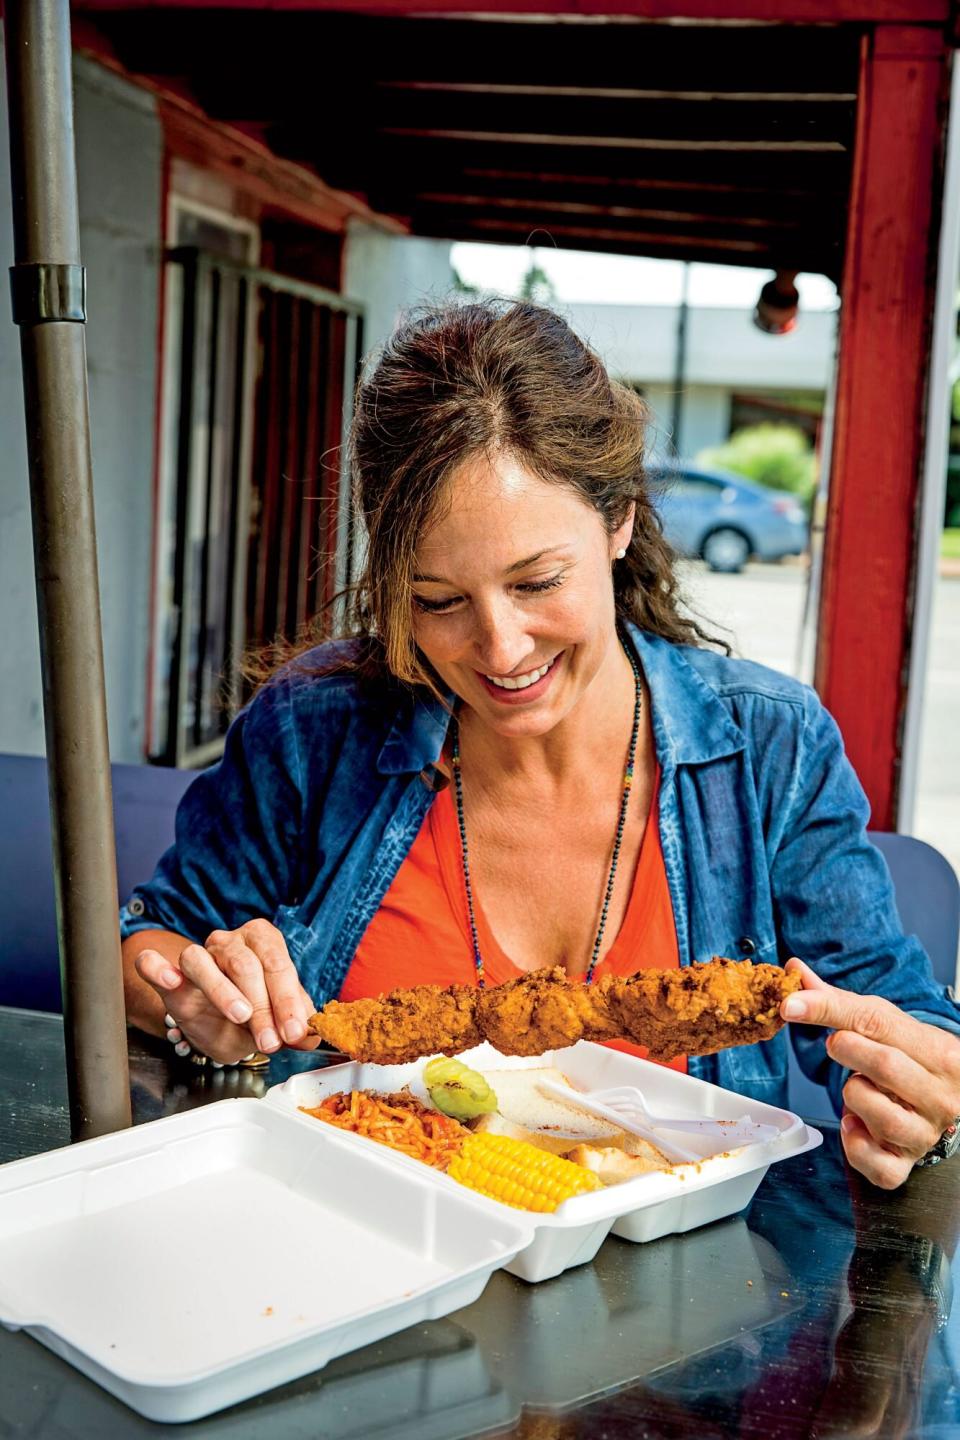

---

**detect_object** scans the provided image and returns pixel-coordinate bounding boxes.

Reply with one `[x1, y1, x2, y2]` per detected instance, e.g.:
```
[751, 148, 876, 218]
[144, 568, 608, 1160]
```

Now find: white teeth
[486, 659, 553, 690]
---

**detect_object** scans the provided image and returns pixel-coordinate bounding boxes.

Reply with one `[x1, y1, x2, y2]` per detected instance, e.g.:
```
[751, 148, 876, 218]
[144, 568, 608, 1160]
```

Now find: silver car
[648, 464, 808, 573]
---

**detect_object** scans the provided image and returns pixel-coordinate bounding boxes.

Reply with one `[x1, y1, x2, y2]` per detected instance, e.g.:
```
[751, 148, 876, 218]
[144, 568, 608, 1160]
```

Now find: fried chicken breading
[475, 965, 621, 1056]
[600, 959, 802, 1062]
[309, 982, 481, 1065]
[308, 959, 802, 1064]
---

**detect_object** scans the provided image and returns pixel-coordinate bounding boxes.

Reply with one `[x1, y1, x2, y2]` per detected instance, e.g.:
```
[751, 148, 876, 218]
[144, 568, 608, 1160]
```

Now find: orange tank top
[341, 769, 685, 1072]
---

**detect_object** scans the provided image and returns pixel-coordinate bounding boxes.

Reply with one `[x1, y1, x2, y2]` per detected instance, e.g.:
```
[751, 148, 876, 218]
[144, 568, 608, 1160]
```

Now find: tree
[696, 423, 818, 506]
[519, 262, 557, 306]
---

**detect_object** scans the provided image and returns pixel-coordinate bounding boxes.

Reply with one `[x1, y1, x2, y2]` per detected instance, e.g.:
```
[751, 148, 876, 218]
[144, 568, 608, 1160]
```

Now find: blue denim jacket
[120, 624, 960, 1111]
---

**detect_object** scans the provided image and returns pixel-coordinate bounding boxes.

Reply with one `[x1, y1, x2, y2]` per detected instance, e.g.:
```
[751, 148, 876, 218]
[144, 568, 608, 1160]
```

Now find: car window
[672, 477, 724, 499]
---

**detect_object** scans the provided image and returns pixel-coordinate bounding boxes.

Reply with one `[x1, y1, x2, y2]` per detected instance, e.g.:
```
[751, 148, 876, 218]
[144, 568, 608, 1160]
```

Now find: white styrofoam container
[266, 1041, 822, 1283]
[0, 1098, 532, 1424]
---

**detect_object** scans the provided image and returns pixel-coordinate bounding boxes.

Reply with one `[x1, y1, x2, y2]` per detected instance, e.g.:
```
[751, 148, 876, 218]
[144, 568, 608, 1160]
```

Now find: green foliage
[519, 263, 557, 306]
[696, 423, 818, 502]
[946, 381, 960, 524]
[946, 459, 960, 528]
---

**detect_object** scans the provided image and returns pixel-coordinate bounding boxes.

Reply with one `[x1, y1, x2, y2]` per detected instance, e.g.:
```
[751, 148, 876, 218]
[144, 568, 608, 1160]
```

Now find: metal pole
[669, 262, 689, 458]
[4, 0, 131, 1139]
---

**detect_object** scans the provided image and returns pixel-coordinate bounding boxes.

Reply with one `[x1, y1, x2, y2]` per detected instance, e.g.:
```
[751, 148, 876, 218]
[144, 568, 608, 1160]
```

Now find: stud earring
[615, 548, 627, 560]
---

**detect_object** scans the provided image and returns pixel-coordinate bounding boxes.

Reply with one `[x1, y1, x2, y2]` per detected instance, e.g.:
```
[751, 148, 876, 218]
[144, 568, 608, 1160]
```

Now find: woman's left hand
[781, 957, 960, 1189]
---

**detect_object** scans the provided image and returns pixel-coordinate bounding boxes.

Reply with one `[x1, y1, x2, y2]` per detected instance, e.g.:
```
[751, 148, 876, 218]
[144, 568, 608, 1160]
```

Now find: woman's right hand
[134, 919, 322, 1064]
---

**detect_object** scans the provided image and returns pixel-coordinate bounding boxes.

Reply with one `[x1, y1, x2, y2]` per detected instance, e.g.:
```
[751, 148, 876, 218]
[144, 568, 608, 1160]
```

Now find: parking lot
[676, 560, 960, 880]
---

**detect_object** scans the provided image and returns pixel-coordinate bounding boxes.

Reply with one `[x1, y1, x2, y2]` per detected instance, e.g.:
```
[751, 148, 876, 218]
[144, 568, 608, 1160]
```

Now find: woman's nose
[469, 600, 535, 677]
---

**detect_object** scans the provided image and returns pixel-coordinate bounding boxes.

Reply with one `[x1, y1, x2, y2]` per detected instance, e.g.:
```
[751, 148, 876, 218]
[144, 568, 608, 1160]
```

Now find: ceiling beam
[410, 217, 834, 270]
[376, 81, 859, 102]
[88, 10, 861, 96]
[285, 127, 852, 193]
[369, 92, 854, 145]
[75, 0, 950, 24]
[441, 215, 785, 252]
[380, 127, 848, 153]
[411, 192, 807, 229]
[457, 166, 844, 199]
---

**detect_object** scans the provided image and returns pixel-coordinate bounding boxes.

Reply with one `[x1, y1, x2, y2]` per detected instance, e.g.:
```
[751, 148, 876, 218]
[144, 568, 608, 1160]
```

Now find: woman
[122, 300, 960, 1189]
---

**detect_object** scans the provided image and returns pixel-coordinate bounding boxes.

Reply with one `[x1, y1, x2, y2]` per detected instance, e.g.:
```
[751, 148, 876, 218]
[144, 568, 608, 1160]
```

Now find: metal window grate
[153, 248, 364, 768]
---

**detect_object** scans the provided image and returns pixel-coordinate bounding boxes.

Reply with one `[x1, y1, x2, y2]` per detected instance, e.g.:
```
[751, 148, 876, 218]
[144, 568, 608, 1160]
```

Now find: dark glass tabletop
[2, 1005, 959, 1439]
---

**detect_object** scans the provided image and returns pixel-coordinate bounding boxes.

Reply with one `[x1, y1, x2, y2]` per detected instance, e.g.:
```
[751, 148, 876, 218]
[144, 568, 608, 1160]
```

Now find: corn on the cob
[446, 1133, 603, 1212]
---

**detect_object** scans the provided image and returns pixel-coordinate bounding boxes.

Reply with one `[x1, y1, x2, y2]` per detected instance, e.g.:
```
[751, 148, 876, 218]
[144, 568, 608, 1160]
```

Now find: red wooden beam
[74, 0, 950, 20]
[814, 26, 949, 829]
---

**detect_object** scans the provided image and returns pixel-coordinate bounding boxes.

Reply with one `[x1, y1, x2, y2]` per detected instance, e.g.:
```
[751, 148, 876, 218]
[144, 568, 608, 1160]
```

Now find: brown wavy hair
[245, 298, 725, 692]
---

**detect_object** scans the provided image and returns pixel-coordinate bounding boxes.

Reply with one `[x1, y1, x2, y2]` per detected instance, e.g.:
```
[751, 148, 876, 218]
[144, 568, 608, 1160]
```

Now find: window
[150, 204, 363, 767]
[673, 477, 724, 500]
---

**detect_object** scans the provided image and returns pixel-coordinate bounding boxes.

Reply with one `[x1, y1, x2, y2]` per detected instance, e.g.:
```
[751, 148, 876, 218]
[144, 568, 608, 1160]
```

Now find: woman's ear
[612, 503, 636, 559]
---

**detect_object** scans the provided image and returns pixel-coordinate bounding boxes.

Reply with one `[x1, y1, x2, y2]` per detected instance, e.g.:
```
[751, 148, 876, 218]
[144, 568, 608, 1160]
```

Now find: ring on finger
[163, 1013, 266, 1069]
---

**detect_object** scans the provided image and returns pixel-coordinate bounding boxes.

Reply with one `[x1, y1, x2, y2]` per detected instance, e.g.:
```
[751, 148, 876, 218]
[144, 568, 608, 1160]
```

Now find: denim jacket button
[127, 897, 145, 917]
[737, 936, 757, 956]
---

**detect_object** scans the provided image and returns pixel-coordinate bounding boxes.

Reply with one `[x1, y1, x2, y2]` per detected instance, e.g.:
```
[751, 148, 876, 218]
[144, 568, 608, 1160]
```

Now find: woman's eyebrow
[412, 546, 572, 585]
[505, 546, 571, 574]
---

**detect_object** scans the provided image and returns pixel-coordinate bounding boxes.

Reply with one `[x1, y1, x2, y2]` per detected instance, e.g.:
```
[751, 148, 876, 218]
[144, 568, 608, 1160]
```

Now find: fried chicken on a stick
[308, 958, 801, 1064]
[310, 982, 481, 1065]
[475, 965, 621, 1056]
[598, 959, 801, 1062]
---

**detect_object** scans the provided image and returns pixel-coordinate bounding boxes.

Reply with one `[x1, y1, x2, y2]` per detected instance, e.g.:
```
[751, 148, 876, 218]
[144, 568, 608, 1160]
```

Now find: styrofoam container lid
[0, 1098, 532, 1423]
[266, 1042, 822, 1282]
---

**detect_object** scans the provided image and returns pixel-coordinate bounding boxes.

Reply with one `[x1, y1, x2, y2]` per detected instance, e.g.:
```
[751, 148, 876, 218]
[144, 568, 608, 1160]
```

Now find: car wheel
[702, 527, 751, 573]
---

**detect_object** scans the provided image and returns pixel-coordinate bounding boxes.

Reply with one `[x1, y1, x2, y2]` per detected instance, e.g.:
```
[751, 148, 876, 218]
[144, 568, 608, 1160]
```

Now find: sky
[450, 243, 840, 311]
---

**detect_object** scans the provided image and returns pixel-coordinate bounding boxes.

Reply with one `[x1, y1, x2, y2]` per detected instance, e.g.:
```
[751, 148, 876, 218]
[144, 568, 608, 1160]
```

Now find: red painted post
[814, 27, 949, 830]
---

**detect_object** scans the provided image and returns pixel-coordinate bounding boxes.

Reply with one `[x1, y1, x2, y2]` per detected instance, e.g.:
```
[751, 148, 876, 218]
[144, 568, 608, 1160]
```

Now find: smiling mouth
[483, 655, 559, 691]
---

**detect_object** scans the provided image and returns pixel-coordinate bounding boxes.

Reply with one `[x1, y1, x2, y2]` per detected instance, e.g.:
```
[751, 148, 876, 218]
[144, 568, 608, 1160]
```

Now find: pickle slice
[424, 1057, 498, 1120]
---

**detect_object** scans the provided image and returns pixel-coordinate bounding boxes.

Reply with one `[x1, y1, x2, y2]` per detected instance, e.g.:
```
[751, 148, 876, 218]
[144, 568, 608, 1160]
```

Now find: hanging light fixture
[754, 269, 800, 335]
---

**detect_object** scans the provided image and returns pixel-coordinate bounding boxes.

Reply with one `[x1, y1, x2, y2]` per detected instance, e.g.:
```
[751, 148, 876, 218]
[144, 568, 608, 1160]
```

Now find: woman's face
[411, 450, 633, 738]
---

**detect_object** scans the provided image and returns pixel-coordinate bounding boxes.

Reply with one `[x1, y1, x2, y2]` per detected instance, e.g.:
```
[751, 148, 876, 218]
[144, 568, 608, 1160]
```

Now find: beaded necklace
[451, 636, 644, 988]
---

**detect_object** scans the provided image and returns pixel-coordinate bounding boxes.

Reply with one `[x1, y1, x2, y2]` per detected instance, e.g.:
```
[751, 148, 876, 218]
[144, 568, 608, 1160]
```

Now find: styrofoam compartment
[0, 1099, 532, 1424]
[266, 1041, 822, 1283]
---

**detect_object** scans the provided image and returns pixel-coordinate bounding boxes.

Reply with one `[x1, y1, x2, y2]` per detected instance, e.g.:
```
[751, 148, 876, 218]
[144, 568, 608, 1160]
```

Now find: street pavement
[675, 560, 960, 882]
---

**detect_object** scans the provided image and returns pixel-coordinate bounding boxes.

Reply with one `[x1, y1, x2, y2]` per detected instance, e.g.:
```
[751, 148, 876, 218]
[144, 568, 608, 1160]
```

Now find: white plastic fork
[535, 1081, 700, 1163]
[537, 1080, 779, 1161]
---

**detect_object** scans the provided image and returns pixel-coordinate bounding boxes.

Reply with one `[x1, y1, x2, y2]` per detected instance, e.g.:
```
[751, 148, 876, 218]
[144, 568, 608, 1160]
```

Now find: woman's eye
[413, 594, 461, 614]
[517, 575, 565, 595]
[412, 574, 565, 614]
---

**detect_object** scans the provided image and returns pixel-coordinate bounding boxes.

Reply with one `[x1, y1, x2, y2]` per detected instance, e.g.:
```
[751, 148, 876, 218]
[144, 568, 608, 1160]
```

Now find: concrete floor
[675, 560, 960, 881]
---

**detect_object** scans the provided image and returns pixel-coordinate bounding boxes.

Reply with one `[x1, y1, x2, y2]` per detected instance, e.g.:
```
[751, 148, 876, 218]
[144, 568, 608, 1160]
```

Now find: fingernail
[783, 996, 806, 1020]
[282, 1019, 305, 1044]
[229, 1000, 253, 1024]
[162, 969, 181, 989]
[840, 1114, 856, 1135]
[259, 1027, 280, 1051]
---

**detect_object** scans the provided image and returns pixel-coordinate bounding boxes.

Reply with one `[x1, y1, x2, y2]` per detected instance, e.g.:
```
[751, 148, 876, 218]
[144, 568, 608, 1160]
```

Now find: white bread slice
[566, 1141, 672, 1182]
[478, 1066, 624, 1142]
[469, 1111, 586, 1155]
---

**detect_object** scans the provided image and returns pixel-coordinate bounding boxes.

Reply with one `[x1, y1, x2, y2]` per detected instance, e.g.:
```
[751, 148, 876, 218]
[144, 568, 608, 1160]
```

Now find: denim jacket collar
[628, 627, 745, 772]
[375, 623, 745, 777]
[376, 686, 451, 776]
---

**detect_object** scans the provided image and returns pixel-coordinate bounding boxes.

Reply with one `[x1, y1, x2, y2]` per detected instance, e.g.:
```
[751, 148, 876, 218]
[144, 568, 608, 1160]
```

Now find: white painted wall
[559, 299, 836, 391]
[562, 298, 834, 459]
[343, 224, 457, 361]
[0, 37, 162, 761]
